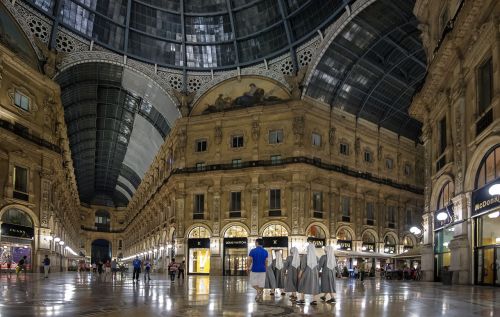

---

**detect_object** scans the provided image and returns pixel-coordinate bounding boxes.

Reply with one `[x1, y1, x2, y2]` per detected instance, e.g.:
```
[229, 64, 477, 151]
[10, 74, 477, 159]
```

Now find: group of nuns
[264, 243, 337, 305]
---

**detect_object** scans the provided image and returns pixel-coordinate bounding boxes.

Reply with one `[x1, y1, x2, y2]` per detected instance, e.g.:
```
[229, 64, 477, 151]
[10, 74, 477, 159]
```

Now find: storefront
[262, 224, 289, 258]
[0, 208, 34, 272]
[223, 225, 248, 276]
[187, 226, 211, 275]
[472, 146, 500, 286]
[433, 181, 455, 282]
[336, 228, 353, 271]
[307, 225, 326, 257]
[383, 235, 397, 254]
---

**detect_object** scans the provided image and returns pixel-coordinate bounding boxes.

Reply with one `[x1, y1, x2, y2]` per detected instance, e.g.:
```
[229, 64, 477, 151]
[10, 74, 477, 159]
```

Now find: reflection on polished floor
[0, 273, 498, 316]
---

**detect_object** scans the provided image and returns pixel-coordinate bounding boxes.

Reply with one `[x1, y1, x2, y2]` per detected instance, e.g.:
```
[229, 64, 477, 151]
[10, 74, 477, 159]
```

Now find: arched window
[188, 226, 210, 238]
[336, 228, 352, 241]
[224, 225, 248, 238]
[437, 182, 454, 210]
[362, 231, 376, 244]
[95, 210, 110, 232]
[384, 235, 396, 245]
[1, 208, 33, 228]
[475, 145, 500, 189]
[306, 225, 326, 239]
[262, 224, 288, 237]
[403, 236, 414, 247]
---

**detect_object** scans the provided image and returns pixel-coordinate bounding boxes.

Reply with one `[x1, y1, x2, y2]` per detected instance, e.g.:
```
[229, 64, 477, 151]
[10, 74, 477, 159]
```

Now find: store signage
[384, 245, 396, 254]
[188, 238, 210, 248]
[403, 245, 413, 251]
[472, 184, 500, 217]
[1, 223, 34, 239]
[263, 236, 288, 248]
[434, 204, 455, 231]
[224, 237, 248, 248]
[362, 243, 375, 252]
[308, 238, 326, 248]
[337, 239, 352, 250]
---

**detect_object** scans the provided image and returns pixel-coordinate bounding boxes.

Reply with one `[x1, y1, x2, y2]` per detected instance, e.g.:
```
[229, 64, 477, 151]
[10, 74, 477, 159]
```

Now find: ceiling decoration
[56, 62, 177, 207]
[306, 0, 426, 140]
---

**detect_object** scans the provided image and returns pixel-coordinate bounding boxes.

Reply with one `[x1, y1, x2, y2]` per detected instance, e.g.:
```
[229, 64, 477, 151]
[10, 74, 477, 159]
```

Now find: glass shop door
[476, 247, 500, 286]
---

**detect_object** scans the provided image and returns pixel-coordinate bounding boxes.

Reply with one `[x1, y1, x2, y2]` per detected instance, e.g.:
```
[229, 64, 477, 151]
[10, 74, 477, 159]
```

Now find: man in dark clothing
[17, 256, 27, 275]
[43, 255, 51, 278]
[132, 256, 141, 281]
[168, 259, 178, 282]
[178, 260, 185, 280]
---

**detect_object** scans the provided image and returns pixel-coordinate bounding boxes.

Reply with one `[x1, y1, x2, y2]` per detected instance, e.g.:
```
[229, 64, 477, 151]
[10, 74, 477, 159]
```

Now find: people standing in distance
[132, 256, 141, 282]
[284, 247, 300, 301]
[178, 260, 185, 280]
[144, 259, 152, 281]
[247, 238, 268, 303]
[43, 255, 50, 278]
[111, 259, 118, 279]
[265, 257, 277, 296]
[296, 244, 320, 306]
[168, 258, 178, 282]
[6, 255, 12, 276]
[319, 246, 337, 303]
[359, 258, 366, 282]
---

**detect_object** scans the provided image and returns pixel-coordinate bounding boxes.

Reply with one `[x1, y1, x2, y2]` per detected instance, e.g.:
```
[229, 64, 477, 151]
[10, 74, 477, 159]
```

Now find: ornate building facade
[411, 0, 499, 285]
[0, 14, 80, 271]
[121, 78, 424, 275]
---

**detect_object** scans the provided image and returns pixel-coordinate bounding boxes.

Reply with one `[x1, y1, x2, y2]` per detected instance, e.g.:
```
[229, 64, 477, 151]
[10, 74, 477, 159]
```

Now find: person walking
[359, 259, 366, 282]
[144, 260, 151, 281]
[284, 247, 300, 301]
[6, 255, 12, 276]
[92, 262, 97, 274]
[273, 250, 286, 296]
[265, 259, 277, 296]
[111, 259, 117, 278]
[247, 238, 268, 303]
[132, 256, 141, 282]
[296, 244, 320, 306]
[43, 255, 51, 278]
[319, 246, 337, 303]
[16, 256, 27, 276]
[168, 259, 178, 282]
[177, 260, 185, 280]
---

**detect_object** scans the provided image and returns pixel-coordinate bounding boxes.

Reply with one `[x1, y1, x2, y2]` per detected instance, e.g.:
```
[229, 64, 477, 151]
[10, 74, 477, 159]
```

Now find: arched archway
[361, 230, 377, 252]
[306, 223, 327, 248]
[222, 224, 249, 276]
[383, 233, 398, 254]
[91, 239, 111, 264]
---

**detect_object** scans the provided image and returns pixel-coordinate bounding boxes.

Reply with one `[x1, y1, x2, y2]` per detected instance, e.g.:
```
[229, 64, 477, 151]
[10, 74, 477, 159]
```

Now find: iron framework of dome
[27, 0, 351, 69]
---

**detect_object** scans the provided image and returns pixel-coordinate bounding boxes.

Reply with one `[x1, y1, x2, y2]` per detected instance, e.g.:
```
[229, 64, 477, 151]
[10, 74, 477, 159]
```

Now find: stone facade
[411, 0, 500, 284]
[122, 90, 424, 275]
[0, 43, 80, 272]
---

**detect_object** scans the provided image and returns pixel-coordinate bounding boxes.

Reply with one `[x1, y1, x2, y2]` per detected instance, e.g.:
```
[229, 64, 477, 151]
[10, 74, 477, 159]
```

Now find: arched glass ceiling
[57, 62, 176, 207]
[26, 0, 351, 70]
[306, 0, 426, 140]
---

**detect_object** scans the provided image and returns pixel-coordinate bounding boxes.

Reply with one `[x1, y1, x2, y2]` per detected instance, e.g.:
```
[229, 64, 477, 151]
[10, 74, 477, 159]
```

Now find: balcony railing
[0, 118, 61, 153]
[80, 225, 123, 233]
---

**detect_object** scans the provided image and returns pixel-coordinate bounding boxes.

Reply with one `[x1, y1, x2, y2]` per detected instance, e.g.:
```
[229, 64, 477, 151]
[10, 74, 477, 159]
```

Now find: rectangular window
[406, 209, 412, 226]
[195, 139, 207, 152]
[366, 202, 375, 222]
[364, 151, 372, 162]
[340, 143, 349, 155]
[271, 155, 282, 165]
[269, 189, 281, 216]
[312, 133, 321, 146]
[196, 162, 206, 171]
[14, 90, 30, 111]
[232, 159, 242, 168]
[387, 206, 396, 228]
[404, 164, 411, 176]
[230, 192, 241, 212]
[194, 194, 204, 219]
[118, 240, 123, 249]
[341, 196, 350, 221]
[13, 166, 28, 201]
[478, 58, 493, 114]
[232, 135, 244, 148]
[269, 129, 283, 144]
[386, 158, 393, 169]
[439, 117, 447, 154]
[312, 192, 323, 211]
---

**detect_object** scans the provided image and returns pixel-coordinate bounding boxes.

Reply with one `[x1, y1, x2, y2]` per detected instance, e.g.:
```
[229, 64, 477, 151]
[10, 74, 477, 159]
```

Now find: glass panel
[130, 2, 182, 40]
[306, 225, 325, 239]
[185, 15, 233, 43]
[263, 224, 288, 237]
[189, 226, 210, 238]
[237, 24, 287, 63]
[483, 248, 494, 284]
[477, 165, 486, 189]
[233, 0, 281, 37]
[496, 148, 500, 180]
[478, 58, 493, 114]
[485, 152, 496, 184]
[477, 211, 500, 247]
[128, 31, 183, 66]
[185, 0, 226, 13]
[1, 208, 33, 227]
[186, 43, 236, 68]
[496, 248, 500, 286]
[336, 228, 351, 240]
[189, 249, 210, 274]
[224, 226, 247, 237]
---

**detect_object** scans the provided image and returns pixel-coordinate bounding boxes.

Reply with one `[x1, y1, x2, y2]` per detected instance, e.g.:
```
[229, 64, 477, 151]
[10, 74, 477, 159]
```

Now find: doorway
[91, 239, 111, 264]
[476, 246, 500, 286]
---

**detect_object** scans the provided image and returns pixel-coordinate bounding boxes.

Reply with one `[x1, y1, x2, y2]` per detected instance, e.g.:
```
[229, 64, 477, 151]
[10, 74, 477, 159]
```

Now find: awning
[335, 250, 395, 259]
[392, 247, 421, 259]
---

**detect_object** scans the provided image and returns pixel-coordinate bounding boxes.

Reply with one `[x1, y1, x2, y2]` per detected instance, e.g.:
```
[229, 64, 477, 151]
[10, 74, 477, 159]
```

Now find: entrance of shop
[223, 237, 248, 276]
[476, 246, 500, 286]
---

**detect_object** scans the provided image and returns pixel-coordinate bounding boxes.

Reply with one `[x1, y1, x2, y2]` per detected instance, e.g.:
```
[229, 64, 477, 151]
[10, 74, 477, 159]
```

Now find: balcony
[80, 225, 123, 233]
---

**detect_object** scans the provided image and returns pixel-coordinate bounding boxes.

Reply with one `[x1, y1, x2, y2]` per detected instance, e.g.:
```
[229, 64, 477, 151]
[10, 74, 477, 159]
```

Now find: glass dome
[27, 0, 350, 70]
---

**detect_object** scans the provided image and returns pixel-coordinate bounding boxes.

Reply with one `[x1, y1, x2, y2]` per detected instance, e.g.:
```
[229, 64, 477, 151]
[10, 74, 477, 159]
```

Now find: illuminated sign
[362, 243, 375, 252]
[472, 184, 500, 217]
[188, 238, 210, 248]
[308, 238, 325, 248]
[223, 238, 248, 248]
[1, 223, 34, 239]
[337, 239, 352, 250]
[263, 236, 288, 248]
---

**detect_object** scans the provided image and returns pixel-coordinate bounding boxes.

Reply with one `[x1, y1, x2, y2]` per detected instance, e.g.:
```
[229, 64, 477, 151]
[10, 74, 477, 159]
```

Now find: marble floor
[0, 272, 498, 316]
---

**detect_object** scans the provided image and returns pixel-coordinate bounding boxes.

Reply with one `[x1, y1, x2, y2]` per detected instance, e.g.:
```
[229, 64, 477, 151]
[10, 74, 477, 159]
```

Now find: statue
[172, 89, 196, 117]
[233, 83, 264, 106]
[251, 121, 260, 141]
[329, 127, 336, 145]
[284, 66, 308, 99]
[34, 38, 65, 78]
[293, 116, 305, 146]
